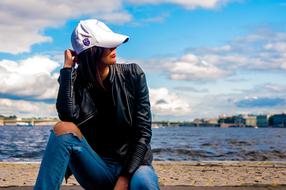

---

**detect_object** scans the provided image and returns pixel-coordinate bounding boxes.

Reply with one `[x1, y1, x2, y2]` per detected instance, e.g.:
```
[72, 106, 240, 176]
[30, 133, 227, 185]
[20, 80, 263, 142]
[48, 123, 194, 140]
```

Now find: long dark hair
[77, 46, 106, 90]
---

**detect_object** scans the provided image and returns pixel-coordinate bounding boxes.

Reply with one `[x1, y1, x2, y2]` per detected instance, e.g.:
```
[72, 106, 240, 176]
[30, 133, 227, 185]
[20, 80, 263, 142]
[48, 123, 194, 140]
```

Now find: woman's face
[101, 48, 116, 65]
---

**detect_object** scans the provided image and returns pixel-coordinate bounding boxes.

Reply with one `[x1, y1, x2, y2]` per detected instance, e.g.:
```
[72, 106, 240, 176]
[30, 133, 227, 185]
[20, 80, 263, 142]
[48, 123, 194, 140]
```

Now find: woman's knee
[130, 166, 159, 190]
[53, 121, 83, 139]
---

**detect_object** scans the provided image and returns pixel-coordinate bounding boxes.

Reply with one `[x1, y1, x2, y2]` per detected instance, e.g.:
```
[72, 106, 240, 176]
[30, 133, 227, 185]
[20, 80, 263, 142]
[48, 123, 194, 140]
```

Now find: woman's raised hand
[64, 49, 77, 68]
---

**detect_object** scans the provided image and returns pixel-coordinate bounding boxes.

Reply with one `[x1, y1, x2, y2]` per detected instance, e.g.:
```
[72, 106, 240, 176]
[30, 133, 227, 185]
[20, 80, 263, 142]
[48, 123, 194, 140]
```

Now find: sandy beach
[0, 161, 286, 189]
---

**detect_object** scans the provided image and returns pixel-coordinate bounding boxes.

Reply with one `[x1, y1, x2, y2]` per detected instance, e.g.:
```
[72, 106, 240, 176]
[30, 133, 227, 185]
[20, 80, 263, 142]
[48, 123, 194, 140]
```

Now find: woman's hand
[64, 49, 77, 68]
[113, 176, 130, 190]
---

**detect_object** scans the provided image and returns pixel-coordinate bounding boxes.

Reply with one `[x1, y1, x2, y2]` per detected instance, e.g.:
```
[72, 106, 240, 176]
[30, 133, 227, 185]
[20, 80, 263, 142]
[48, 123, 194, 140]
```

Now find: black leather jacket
[56, 63, 153, 176]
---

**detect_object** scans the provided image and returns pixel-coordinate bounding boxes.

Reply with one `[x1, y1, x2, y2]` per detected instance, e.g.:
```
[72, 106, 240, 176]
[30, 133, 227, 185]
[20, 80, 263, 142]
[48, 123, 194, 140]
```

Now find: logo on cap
[83, 38, 90, 46]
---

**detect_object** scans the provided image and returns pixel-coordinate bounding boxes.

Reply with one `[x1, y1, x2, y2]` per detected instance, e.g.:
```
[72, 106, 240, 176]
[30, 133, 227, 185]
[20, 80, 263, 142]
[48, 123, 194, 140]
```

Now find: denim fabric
[34, 130, 159, 190]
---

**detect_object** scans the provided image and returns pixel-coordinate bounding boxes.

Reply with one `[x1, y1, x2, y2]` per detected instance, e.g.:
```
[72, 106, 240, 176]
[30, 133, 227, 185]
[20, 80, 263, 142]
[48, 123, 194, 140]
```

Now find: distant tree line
[0, 115, 17, 119]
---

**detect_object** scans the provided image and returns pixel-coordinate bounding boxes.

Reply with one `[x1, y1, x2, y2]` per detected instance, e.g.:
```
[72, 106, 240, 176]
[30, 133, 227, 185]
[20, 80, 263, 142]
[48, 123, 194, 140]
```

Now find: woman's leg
[34, 122, 83, 190]
[34, 121, 119, 190]
[129, 165, 160, 190]
[68, 141, 121, 190]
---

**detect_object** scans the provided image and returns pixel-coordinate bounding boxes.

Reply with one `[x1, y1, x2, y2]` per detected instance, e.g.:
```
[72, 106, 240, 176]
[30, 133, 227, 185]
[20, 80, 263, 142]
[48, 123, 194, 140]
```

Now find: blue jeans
[34, 130, 159, 190]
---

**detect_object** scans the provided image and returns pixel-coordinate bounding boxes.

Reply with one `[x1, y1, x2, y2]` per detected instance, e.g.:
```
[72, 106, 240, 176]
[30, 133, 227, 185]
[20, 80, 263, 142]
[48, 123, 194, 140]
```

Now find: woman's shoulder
[113, 63, 145, 76]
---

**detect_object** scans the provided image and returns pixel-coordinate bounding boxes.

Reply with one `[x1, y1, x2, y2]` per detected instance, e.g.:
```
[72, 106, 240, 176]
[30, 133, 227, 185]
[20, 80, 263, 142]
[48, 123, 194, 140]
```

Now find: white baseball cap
[71, 19, 129, 54]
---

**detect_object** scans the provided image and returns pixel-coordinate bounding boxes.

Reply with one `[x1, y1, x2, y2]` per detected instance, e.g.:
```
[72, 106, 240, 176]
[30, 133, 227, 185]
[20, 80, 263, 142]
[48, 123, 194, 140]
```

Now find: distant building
[218, 116, 242, 128]
[206, 118, 218, 125]
[218, 116, 235, 124]
[203, 118, 219, 127]
[243, 115, 257, 127]
[269, 114, 286, 128]
[233, 115, 245, 126]
[256, 115, 268, 128]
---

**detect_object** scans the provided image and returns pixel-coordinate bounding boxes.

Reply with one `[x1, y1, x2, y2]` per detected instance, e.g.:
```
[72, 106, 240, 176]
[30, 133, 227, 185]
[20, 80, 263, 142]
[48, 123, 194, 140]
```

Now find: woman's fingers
[64, 49, 77, 68]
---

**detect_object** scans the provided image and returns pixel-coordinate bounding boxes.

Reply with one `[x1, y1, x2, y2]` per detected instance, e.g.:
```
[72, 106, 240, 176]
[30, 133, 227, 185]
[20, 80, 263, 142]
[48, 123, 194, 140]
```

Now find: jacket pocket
[77, 88, 98, 127]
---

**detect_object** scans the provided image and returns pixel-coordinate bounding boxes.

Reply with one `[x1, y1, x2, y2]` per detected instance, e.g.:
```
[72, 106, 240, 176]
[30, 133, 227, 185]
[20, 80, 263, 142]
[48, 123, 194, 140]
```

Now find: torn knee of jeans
[53, 129, 83, 140]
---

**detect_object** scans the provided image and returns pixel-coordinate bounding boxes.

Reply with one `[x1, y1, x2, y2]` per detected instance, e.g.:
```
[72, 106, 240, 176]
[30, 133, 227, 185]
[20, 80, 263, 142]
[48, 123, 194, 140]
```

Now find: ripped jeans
[34, 130, 159, 190]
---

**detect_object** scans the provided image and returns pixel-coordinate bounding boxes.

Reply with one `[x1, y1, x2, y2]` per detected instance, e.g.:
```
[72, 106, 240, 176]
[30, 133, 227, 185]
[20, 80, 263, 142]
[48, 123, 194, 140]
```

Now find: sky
[0, 0, 286, 121]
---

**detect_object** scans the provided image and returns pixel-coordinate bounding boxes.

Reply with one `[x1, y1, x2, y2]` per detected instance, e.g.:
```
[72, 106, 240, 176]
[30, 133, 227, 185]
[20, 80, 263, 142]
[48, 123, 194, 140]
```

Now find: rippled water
[0, 126, 285, 161]
[152, 127, 286, 161]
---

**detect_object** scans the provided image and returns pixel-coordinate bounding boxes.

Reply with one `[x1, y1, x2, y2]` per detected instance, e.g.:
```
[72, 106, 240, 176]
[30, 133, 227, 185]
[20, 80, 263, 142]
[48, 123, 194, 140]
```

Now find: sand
[0, 161, 286, 189]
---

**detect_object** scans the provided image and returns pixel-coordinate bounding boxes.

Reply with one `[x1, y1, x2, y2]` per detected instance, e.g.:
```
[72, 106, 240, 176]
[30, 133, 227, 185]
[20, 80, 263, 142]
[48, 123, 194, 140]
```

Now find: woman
[34, 19, 159, 190]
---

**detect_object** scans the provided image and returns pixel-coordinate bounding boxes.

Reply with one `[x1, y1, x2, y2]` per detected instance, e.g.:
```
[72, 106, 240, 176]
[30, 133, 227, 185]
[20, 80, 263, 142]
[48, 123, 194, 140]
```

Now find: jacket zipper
[77, 112, 95, 127]
[124, 82, 133, 125]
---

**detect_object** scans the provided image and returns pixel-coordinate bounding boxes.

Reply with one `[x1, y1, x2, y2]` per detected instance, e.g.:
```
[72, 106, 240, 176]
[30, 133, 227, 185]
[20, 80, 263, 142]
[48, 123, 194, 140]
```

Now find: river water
[0, 126, 285, 162]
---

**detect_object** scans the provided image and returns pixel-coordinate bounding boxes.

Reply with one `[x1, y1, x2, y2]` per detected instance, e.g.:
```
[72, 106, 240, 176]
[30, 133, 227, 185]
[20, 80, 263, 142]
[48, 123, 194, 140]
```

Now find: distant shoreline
[1, 122, 286, 128]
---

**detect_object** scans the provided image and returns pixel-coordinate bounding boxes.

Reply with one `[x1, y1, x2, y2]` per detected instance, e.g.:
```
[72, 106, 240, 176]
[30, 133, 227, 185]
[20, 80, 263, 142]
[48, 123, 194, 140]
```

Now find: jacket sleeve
[121, 64, 152, 176]
[56, 67, 80, 122]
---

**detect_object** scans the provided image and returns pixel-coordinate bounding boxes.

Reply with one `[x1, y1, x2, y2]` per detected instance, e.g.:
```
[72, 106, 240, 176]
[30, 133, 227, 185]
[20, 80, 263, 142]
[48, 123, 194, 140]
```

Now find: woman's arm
[56, 49, 80, 122]
[121, 64, 152, 176]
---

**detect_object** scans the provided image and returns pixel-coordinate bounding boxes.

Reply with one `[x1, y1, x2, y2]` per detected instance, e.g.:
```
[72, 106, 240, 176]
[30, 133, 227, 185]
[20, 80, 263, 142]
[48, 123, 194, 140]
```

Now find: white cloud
[238, 83, 286, 97]
[139, 28, 286, 82]
[0, 56, 60, 99]
[188, 82, 286, 119]
[0, 27, 52, 54]
[127, 0, 234, 9]
[133, 28, 286, 119]
[181, 28, 286, 75]
[141, 13, 170, 24]
[0, 0, 130, 54]
[149, 88, 192, 115]
[0, 0, 238, 54]
[99, 11, 132, 24]
[0, 98, 56, 117]
[263, 42, 286, 52]
[164, 53, 227, 81]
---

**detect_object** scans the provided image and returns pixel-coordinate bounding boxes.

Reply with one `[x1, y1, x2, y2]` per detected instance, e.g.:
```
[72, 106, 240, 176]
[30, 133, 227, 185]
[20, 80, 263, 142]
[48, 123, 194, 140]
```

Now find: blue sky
[0, 0, 286, 121]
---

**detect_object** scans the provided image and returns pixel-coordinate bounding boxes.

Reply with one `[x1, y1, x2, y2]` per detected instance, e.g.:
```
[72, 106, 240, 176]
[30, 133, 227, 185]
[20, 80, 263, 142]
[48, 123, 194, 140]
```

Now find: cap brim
[98, 32, 129, 48]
